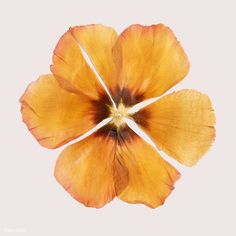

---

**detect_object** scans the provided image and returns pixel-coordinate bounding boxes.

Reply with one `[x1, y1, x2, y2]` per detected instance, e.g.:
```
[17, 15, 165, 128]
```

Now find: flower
[20, 24, 216, 208]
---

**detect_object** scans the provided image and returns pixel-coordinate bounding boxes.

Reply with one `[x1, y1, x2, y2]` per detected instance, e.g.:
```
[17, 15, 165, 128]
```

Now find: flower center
[110, 103, 129, 127]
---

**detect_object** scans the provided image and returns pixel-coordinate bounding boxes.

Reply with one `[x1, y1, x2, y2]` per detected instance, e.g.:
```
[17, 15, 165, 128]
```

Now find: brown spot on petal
[89, 93, 111, 124]
[132, 109, 151, 129]
[94, 123, 137, 145]
[111, 86, 145, 106]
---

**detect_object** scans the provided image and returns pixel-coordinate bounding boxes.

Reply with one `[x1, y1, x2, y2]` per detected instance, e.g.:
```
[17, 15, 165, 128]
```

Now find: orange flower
[20, 24, 216, 208]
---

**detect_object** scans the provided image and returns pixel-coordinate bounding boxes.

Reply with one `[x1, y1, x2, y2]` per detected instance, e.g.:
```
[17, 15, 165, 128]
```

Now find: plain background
[1, 0, 235, 235]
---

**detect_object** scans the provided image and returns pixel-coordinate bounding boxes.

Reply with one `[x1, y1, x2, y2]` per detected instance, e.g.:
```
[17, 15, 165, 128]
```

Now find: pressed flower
[20, 24, 216, 208]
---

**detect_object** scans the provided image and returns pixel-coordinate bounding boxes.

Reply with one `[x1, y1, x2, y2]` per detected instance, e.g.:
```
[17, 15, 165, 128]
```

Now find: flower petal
[70, 24, 119, 89]
[117, 132, 180, 208]
[139, 89, 216, 166]
[20, 75, 96, 149]
[51, 25, 118, 98]
[112, 24, 190, 98]
[54, 133, 128, 208]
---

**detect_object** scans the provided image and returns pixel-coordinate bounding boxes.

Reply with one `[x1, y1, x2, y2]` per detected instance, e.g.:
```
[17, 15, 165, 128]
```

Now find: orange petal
[140, 89, 216, 166]
[51, 25, 118, 99]
[70, 24, 119, 89]
[112, 24, 190, 98]
[54, 133, 128, 208]
[20, 75, 96, 149]
[117, 132, 180, 208]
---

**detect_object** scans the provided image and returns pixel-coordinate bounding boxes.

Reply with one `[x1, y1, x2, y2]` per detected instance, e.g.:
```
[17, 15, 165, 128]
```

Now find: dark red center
[88, 86, 150, 143]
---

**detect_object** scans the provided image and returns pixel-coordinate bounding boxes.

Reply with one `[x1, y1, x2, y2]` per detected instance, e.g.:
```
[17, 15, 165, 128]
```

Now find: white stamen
[78, 44, 117, 109]
[124, 118, 160, 151]
[127, 97, 159, 114]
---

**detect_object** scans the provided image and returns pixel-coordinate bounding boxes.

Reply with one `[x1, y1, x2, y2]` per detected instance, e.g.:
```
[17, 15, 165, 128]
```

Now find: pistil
[110, 103, 130, 127]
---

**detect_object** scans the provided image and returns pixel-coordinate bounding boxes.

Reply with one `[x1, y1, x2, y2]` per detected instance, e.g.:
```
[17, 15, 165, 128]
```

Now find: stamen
[124, 118, 160, 151]
[77, 42, 117, 109]
[110, 103, 129, 127]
